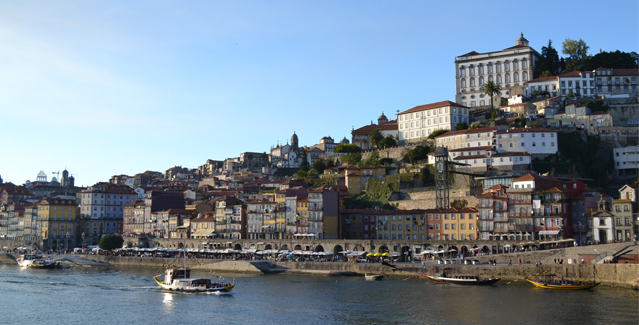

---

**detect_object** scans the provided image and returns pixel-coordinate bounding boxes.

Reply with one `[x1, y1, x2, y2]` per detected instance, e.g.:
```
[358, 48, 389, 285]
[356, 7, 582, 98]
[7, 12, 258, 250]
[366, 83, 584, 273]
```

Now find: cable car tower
[435, 146, 484, 209]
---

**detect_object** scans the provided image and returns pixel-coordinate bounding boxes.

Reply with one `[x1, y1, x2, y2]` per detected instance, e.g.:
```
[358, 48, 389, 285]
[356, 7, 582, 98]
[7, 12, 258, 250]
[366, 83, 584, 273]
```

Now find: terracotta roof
[610, 69, 639, 76]
[496, 128, 556, 134]
[436, 127, 499, 139]
[352, 120, 398, 134]
[488, 184, 510, 191]
[528, 76, 559, 83]
[542, 187, 566, 193]
[512, 174, 547, 181]
[503, 44, 531, 50]
[459, 51, 481, 57]
[448, 146, 493, 152]
[454, 155, 486, 160]
[558, 71, 583, 78]
[399, 101, 468, 115]
[492, 152, 531, 157]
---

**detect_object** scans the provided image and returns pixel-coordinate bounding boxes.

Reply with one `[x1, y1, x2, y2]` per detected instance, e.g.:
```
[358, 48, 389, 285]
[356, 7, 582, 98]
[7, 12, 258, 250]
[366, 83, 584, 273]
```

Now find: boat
[16, 254, 57, 269]
[153, 252, 235, 293]
[422, 272, 501, 285]
[526, 278, 600, 290]
[365, 274, 384, 281]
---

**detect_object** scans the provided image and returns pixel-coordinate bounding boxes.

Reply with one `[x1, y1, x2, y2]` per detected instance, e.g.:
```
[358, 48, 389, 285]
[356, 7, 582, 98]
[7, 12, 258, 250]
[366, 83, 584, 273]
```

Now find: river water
[1, 265, 637, 325]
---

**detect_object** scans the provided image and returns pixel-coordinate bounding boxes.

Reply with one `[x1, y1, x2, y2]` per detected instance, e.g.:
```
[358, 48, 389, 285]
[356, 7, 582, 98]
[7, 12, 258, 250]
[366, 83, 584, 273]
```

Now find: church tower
[291, 132, 299, 151]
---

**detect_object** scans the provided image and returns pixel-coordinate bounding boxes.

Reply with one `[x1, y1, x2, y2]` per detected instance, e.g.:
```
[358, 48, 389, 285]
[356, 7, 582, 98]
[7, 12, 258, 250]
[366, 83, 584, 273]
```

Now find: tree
[586, 50, 637, 70]
[402, 145, 431, 164]
[562, 38, 589, 61]
[455, 122, 468, 130]
[535, 40, 561, 77]
[299, 151, 310, 172]
[481, 81, 501, 110]
[378, 135, 397, 149]
[99, 234, 124, 251]
[491, 109, 500, 119]
[567, 90, 575, 99]
[532, 90, 539, 98]
[369, 128, 383, 149]
[334, 143, 361, 154]
[312, 159, 326, 174]
[427, 129, 448, 139]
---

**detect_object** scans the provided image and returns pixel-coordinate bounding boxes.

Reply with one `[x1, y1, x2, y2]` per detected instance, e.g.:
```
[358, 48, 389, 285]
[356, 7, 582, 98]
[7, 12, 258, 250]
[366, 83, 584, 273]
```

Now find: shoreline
[80, 254, 639, 289]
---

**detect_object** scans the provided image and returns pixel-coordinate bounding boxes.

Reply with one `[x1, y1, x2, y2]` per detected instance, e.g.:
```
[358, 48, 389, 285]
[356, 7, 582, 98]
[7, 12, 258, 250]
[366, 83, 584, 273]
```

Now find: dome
[379, 112, 387, 120]
[51, 176, 58, 183]
[515, 32, 529, 46]
[37, 171, 47, 177]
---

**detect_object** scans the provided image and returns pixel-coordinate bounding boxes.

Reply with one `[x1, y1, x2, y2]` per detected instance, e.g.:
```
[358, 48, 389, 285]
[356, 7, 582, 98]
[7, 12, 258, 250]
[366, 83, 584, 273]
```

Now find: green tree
[312, 159, 326, 174]
[567, 90, 575, 99]
[532, 90, 539, 98]
[586, 50, 637, 70]
[427, 129, 448, 139]
[535, 40, 561, 77]
[369, 128, 383, 149]
[491, 109, 500, 119]
[402, 145, 431, 164]
[455, 122, 468, 130]
[99, 234, 124, 251]
[562, 38, 589, 61]
[481, 81, 501, 110]
[378, 135, 397, 149]
[334, 143, 361, 154]
[540, 70, 553, 77]
[300, 151, 310, 172]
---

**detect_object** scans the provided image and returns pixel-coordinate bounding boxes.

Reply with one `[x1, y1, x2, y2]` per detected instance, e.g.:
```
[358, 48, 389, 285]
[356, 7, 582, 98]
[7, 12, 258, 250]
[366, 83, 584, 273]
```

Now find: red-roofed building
[397, 101, 470, 143]
[455, 33, 540, 109]
[594, 68, 639, 98]
[351, 112, 398, 150]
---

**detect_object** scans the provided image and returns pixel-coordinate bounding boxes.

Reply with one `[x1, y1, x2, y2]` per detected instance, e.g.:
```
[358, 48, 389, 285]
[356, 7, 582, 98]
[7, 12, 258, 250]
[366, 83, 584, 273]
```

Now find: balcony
[508, 212, 532, 218]
[493, 217, 508, 222]
[512, 225, 533, 232]
[479, 225, 494, 231]
[508, 199, 531, 204]
[493, 227, 509, 233]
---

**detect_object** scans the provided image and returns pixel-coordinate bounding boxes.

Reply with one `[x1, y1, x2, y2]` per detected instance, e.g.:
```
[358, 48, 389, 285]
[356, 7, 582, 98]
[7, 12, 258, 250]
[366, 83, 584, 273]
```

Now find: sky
[1, 0, 638, 186]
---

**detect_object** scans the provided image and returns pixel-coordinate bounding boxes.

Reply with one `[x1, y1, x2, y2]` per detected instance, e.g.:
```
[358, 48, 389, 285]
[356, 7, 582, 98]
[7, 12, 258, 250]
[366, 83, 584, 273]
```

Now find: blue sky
[1, 1, 637, 186]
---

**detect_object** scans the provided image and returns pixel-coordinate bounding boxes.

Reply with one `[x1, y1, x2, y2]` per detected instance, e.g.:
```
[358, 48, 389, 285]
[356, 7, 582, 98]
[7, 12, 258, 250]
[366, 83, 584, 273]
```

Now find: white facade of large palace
[397, 100, 470, 143]
[455, 33, 540, 108]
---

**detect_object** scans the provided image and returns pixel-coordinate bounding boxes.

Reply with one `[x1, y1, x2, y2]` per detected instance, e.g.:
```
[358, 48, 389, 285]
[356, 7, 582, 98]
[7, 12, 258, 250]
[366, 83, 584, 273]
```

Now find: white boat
[17, 254, 57, 269]
[365, 274, 384, 281]
[153, 252, 235, 293]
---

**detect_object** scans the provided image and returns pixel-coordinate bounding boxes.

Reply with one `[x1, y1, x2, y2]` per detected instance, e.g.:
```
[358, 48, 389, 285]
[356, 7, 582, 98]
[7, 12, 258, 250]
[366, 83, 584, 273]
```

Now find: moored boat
[365, 274, 384, 281]
[526, 279, 599, 290]
[16, 254, 57, 269]
[422, 272, 500, 285]
[153, 268, 235, 293]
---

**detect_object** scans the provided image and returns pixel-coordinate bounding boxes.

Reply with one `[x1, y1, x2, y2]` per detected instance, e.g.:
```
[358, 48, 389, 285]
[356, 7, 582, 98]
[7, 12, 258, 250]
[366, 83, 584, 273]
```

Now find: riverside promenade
[80, 243, 639, 289]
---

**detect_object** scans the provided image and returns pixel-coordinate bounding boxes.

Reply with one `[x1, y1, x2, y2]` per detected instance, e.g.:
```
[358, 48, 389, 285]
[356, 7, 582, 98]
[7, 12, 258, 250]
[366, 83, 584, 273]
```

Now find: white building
[397, 101, 469, 143]
[78, 184, 137, 220]
[558, 71, 596, 99]
[495, 128, 558, 155]
[527, 76, 559, 98]
[455, 33, 540, 108]
[613, 145, 639, 176]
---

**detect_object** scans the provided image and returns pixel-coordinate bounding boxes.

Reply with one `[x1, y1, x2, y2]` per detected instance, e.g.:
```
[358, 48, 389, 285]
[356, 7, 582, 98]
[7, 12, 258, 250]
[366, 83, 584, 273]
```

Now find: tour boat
[17, 254, 57, 269]
[153, 252, 234, 293]
[365, 274, 384, 281]
[153, 268, 235, 293]
[422, 272, 501, 285]
[526, 279, 600, 290]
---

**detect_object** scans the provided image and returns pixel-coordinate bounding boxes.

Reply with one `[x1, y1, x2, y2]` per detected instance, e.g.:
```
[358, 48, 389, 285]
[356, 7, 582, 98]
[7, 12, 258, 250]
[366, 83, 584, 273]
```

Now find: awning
[538, 230, 560, 235]
[586, 231, 592, 237]
[192, 229, 215, 237]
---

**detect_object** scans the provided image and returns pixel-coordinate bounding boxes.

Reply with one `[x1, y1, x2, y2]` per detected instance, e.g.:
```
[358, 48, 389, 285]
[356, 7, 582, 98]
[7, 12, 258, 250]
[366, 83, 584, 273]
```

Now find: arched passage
[314, 245, 324, 252]
[281, 244, 289, 251]
[460, 246, 469, 256]
[294, 244, 302, 251]
[378, 245, 389, 253]
[178, 242, 184, 249]
[333, 245, 344, 255]
[400, 246, 412, 262]
[234, 244, 242, 251]
[481, 246, 489, 254]
[264, 244, 273, 250]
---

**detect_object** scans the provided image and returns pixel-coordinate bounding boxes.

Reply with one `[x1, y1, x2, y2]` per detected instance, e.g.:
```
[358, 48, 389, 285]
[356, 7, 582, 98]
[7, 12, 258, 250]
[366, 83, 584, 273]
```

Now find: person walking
[518, 258, 522, 266]
[508, 259, 512, 266]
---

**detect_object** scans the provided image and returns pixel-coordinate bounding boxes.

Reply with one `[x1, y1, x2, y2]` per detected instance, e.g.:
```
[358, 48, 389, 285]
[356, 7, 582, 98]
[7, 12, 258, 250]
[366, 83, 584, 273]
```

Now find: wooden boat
[153, 252, 235, 293]
[422, 272, 500, 285]
[17, 254, 57, 269]
[526, 279, 600, 290]
[365, 274, 384, 281]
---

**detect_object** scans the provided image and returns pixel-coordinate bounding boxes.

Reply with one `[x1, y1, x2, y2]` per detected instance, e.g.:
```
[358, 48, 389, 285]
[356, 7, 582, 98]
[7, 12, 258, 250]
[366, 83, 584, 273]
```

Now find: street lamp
[82, 232, 85, 250]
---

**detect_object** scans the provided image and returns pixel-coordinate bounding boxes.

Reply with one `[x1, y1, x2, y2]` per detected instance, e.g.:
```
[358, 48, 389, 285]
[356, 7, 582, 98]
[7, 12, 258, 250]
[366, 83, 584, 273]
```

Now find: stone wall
[608, 104, 639, 127]
[360, 145, 419, 162]
[390, 187, 479, 210]
[0, 239, 29, 250]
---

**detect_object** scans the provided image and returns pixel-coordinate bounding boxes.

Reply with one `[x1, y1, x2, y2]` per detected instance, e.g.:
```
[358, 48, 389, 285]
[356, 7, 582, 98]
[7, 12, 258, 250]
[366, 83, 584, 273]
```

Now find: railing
[512, 225, 533, 232]
[493, 228, 509, 233]
[508, 212, 532, 217]
[493, 217, 508, 222]
[508, 199, 531, 204]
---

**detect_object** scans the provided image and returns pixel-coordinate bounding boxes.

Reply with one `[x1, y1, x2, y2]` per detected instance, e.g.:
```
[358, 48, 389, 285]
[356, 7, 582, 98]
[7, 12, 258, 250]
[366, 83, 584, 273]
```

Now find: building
[351, 113, 398, 150]
[190, 212, 216, 239]
[594, 68, 639, 98]
[591, 196, 614, 244]
[214, 197, 246, 239]
[270, 132, 304, 168]
[527, 76, 560, 98]
[612, 199, 634, 242]
[143, 190, 185, 237]
[455, 33, 540, 108]
[37, 198, 78, 250]
[123, 200, 146, 235]
[495, 128, 558, 156]
[246, 196, 277, 240]
[613, 146, 639, 176]
[558, 70, 596, 99]
[398, 101, 470, 143]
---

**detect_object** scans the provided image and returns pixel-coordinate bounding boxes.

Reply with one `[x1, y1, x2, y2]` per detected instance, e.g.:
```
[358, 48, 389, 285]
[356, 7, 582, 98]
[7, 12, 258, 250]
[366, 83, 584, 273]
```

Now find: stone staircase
[590, 244, 636, 264]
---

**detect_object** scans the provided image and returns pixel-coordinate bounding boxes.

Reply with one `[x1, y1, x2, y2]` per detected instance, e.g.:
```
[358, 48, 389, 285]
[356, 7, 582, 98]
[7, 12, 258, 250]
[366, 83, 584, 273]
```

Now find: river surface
[1, 265, 637, 325]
